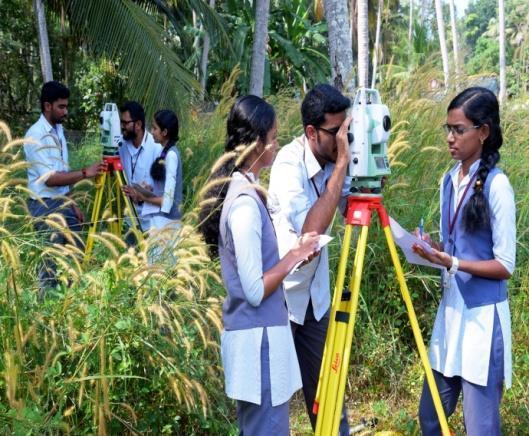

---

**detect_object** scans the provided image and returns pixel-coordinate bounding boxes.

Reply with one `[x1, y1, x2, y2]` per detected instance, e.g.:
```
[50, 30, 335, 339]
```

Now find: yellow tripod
[83, 156, 143, 264]
[313, 194, 450, 436]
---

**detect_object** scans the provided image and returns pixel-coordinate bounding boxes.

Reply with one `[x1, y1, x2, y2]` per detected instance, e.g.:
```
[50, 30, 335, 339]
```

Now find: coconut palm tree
[323, 0, 355, 91]
[498, 0, 506, 104]
[434, 0, 450, 88]
[249, 0, 271, 96]
[33, 0, 53, 81]
[448, 0, 460, 86]
[357, 0, 369, 87]
[408, 0, 413, 46]
[199, 0, 216, 99]
[43, 0, 231, 116]
[371, 0, 384, 88]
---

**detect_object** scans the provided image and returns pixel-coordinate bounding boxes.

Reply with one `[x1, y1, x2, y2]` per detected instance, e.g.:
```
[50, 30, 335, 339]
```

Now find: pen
[419, 217, 424, 240]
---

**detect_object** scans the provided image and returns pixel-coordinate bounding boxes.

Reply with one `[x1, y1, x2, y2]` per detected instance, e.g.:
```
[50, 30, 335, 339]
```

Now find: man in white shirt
[118, 101, 162, 235]
[24, 81, 106, 293]
[268, 84, 352, 434]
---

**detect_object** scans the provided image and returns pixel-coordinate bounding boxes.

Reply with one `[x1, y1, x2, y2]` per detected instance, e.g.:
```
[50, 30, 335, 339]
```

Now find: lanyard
[302, 144, 324, 199]
[311, 178, 321, 198]
[447, 172, 478, 238]
[130, 146, 144, 180]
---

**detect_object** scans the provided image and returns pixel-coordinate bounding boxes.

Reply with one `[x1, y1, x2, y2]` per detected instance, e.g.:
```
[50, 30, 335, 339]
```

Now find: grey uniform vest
[441, 167, 507, 308]
[151, 147, 183, 220]
[219, 176, 288, 330]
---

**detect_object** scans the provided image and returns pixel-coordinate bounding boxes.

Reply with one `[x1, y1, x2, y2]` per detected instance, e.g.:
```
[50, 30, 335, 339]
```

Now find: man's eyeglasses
[442, 124, 480, 137]
[316, 126, 340, 136]
[120, 119, 135, 126]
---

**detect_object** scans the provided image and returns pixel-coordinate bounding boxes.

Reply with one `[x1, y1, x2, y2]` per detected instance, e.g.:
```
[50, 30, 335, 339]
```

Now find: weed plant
[0, 121, 233, 434]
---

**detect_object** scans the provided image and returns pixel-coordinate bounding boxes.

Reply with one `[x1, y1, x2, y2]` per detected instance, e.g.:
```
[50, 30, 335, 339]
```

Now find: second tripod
[83, 156, 143, 264]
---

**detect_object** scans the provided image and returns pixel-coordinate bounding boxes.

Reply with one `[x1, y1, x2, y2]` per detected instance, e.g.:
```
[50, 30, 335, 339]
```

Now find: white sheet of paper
[141, 200, 161, 217]
[290, 235, 334, 274]
[389, 216, 444, 270]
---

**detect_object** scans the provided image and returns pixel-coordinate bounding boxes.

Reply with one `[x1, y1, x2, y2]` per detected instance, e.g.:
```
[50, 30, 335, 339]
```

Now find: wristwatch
[448, 256, 459, 275]
[81, 168, 87, 179]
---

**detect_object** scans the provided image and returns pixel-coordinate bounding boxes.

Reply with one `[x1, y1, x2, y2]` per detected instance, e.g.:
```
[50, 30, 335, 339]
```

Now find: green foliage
[466, 35, 500, 74]
[208, 0, 329, 97]
[73, 58, 127, 132]
[464, 0, 497, 48]
[0, 124, 234, 434]
[464, 0, 529, 98]
[0, 0, 42, 134]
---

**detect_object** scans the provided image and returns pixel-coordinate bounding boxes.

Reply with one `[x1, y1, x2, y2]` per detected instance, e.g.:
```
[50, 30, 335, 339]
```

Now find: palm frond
[64, 0, 201, 118]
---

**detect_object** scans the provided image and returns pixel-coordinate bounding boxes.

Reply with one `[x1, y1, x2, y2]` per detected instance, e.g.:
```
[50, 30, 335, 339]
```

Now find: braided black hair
[198, 95, 276, 256]
[150, 110, 179, 182]
[448, 87, 503, 232]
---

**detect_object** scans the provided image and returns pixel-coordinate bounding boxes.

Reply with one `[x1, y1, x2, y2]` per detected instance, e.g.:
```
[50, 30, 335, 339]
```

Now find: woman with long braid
[413, 87, 516, 435]
[199, 95, 320, 434]
[124, 109, 183, 230]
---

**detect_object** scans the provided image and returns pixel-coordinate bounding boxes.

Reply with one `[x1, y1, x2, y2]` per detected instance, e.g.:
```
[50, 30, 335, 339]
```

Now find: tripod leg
[114, 171, 143, 241]
[381, 224, 451, 436]
[84, 172, 107, 264]
[316, 224, 370, 436]
[314, 224, 354, 428]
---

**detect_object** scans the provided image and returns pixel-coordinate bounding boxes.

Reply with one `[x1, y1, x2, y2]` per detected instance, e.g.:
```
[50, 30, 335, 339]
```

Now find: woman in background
[129, 109, 183, 229]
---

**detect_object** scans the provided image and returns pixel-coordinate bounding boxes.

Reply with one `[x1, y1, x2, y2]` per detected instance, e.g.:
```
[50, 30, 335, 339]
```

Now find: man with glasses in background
[268, 84, 352, 434]
[118, 101, 161, 234]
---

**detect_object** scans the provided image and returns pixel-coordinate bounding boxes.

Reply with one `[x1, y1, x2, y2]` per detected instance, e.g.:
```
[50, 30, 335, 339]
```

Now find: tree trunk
[408, 0, 413, 45]
[199, 0, 215, 100]
[371, 0, 384, 88]
[349, 0, 357, 60]
[420, 0, 429, 25]
[448, 0, 460, 86]
[249, 0, 270, 97]
[33, 0, 53, 82]
[357, 0, 369, 88]
[324, 0, 354, 91]
[434, 0, 450, 88]
[498, 0, 506, 104]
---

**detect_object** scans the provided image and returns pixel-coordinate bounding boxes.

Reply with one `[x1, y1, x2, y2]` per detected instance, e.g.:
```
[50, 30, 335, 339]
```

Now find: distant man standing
[24, 81, 106, 291]
[268, 84, 352, 435]
[118, 101, 162, 233]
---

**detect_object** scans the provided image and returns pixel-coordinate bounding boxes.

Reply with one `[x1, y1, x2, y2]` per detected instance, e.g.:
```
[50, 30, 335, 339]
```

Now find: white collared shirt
[24, 114, 70, 199]
[221, 172, 302, 406]
[119, 131, 162, 186]
[429, 159, 515, 387]
[141, 147, 180, 221]
[118, 131, 162, 230]
[268, 135, 350, 324]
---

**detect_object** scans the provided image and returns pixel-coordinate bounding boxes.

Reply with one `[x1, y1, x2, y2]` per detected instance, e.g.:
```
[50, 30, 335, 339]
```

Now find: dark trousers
[291, 301, 349, 435]
[236, 329, 290, 435]
[28, 198, 82, 293]
[419, 309, 504, 435]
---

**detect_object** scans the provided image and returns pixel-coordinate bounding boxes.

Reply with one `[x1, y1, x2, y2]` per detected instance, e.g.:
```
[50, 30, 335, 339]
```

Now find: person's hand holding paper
[290, 234, 333, 274]
[389, 217, 444, 270]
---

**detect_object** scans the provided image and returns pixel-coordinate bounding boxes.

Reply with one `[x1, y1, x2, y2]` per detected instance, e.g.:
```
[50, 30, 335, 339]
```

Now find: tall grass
[1, 67, 527, 434]
[0, 121, 233, 433]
